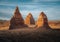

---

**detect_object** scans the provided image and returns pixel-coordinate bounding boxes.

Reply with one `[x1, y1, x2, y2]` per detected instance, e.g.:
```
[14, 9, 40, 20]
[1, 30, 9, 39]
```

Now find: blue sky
[0, 0, 60, 20]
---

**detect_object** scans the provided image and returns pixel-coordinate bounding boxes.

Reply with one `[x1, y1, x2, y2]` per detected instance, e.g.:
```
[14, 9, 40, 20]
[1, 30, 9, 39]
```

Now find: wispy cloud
[0, 0, 60, 20]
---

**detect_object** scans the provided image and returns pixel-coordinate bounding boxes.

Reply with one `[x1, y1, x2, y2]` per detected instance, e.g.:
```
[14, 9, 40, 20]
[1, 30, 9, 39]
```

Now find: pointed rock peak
[15, 6, 19, 12]
[41, 12, 44, 14]
[9, 6, 28, 29]
[28, 13, 32, 15]
[39, 12, 47, 19]
[36, 12, 50, 28]
[14, 6, 20, 15]
[25, 13, 35, 25]
[13, 6, 22, 18]
[27, 13, 32, 17]
[40, 12, 46, 16]
[16, 6, 19, 10]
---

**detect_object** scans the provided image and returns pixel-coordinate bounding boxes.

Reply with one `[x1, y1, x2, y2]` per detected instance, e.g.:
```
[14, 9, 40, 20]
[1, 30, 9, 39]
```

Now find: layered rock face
[25, 13, 35, 25]
[36, 12, 50, 28]
[9, 6, 27, 29]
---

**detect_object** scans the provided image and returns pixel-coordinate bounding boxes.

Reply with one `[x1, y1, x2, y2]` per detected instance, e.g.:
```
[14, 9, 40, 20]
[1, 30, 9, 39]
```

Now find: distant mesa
[25, 13, 35, 26]
[36, 12, 50, 28]
[9, 6, 28, 29]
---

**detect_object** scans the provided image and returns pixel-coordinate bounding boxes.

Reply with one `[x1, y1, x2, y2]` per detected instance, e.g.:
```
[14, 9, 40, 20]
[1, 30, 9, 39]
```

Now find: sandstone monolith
[9, 6, 27, 29]
[36, 12, 50, 28]
[25, 13, 35, 25]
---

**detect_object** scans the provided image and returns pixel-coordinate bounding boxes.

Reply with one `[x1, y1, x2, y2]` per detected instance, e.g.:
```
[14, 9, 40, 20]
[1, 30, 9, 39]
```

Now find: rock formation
[36, 12, 50, 28]
[9, 6, 27, 29]
[25, 13, 35, 25]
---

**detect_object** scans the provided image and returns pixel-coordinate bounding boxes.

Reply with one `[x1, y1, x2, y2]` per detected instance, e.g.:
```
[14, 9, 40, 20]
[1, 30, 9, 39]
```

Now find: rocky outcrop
[9, 6, 51, 29]
[9, 6, 27, 29]
[36, 12, 50, 28]
[25, 13, 35, 25]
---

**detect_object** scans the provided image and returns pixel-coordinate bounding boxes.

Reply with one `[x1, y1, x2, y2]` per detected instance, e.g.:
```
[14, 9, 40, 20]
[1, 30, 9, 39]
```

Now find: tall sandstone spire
[36, 12, 50, 28]
[9, 6, 27, 29]
[25, 13, 35, 25]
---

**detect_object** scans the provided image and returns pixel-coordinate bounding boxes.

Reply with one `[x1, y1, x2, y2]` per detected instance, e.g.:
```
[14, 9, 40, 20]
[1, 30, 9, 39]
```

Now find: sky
[0, 0, 60, 20]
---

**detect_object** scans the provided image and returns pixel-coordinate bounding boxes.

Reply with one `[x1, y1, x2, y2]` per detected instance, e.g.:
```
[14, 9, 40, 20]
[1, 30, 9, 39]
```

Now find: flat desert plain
[0, 20, 60, 42]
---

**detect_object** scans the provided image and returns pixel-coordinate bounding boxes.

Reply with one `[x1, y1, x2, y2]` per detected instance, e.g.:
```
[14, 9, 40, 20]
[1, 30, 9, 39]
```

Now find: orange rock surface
[36, 12, 50, 28]
[25, 13, 35, 25]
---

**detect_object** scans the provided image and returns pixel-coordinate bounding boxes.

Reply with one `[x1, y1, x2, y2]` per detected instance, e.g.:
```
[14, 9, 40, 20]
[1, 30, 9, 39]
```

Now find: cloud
[0, 0, 60, 20]
[0, 17, 10, 20]
[0, 7, 14, 14]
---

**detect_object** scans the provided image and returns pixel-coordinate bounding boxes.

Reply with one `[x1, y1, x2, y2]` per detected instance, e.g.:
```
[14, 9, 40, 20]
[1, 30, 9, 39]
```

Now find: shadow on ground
[0, 28, 60, 42]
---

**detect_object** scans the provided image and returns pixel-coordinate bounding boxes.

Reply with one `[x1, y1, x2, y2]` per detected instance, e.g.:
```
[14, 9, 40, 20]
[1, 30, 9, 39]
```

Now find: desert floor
[0, 20, 60, 42]
[0, 20, 60, 30]
[0, 28, 60, 42]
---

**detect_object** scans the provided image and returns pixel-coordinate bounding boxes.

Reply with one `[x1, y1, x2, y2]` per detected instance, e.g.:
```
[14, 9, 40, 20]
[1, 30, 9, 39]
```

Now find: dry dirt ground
[0, 20, 9, 30]
[0, 20, 60, 42]
[0, 20, 60, 30]
[0, 28, 60, 42]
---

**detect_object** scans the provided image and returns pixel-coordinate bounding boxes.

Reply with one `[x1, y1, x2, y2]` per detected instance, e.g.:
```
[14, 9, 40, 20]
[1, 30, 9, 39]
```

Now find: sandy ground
[0, 20, 60, 42]
[0, 28, 60, 42]
[0, 20, 60, 30]
[0, 25, 60, 30]
[0, 27, 9, 30]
